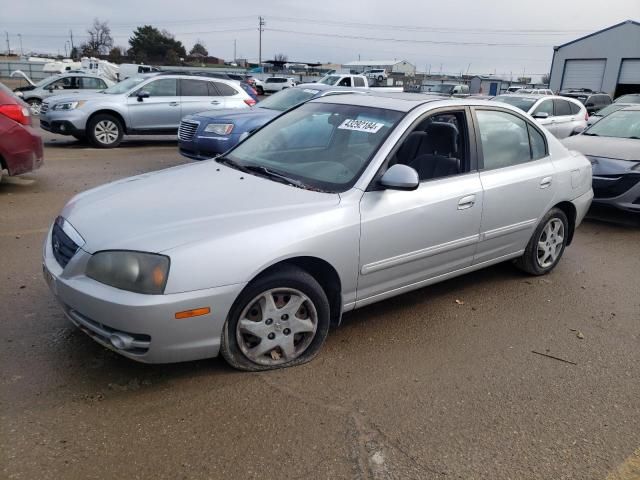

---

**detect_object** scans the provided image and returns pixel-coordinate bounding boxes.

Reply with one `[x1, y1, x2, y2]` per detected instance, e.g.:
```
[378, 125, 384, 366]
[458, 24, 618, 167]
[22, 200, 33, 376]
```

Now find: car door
[472, 108, 555, 264]
[357, 108, 483, 304]
[530, 98, 556, 135]
[78, 76, 107, 93]
[126, 78, 180, 131]
[179, 79, 227, 118]
[551, 98, 575, 138]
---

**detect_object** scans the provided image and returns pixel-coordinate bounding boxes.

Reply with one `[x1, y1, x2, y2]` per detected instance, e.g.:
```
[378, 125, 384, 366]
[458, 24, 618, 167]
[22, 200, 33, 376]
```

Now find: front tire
[87, 114, 123, 148]
[515, 208, 569, 275]
[221, 266, 330, 371]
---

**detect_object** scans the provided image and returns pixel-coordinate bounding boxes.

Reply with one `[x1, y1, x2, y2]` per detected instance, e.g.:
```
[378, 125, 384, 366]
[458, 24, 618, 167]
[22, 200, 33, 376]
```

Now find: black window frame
[211, 81, 239, 97]
[471, 106, 549, 171]
[179, 78, 211, 97]
[553, 99, 572, 116]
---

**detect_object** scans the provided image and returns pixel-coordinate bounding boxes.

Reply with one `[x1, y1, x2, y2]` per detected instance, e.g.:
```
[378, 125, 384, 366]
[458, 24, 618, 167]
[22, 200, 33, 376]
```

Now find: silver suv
[39, 73, 254, 148]
[14, 73, 114, 115]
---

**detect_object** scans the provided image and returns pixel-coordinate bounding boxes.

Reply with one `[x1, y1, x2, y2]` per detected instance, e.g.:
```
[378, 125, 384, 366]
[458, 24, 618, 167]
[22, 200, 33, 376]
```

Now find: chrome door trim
[360, 234, 480, 275]
[480, 218, 537, 241]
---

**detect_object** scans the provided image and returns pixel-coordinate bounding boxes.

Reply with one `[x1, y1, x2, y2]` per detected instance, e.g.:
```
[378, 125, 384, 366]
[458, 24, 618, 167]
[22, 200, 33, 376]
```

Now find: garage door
[618, 59, 640, 84]
[561, 59, 606, 91]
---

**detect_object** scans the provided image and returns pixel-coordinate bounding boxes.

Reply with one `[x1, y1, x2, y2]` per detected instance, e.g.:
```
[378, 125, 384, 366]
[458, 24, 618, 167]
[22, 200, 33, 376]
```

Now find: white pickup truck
[317, 74, 369, 88]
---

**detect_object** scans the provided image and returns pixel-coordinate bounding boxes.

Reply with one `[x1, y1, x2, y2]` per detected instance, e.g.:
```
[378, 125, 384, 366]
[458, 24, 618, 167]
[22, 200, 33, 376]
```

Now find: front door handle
[169, 102, 179, 107]
[210, 100, 221, 105]
[458, 194, 476, 210]
[539, 176, 553, 189]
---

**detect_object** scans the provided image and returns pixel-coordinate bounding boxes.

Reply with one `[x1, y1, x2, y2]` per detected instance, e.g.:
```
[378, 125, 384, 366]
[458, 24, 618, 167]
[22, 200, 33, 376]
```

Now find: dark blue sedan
[178, 84, 365, 160]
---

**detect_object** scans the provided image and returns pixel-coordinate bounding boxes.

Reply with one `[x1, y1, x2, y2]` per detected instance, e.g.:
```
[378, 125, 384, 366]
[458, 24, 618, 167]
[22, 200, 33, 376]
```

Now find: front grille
[51, 222, 79, 268]
[593, 174, 640, 199]
[178, 120, 199, 141]
[40, 102, 49, 114]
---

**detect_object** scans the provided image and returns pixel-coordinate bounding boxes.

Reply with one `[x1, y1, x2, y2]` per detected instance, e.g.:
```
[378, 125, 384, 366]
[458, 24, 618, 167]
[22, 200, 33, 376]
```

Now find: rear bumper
[0, 123, 44, 176]
[571, 188, 594, 228]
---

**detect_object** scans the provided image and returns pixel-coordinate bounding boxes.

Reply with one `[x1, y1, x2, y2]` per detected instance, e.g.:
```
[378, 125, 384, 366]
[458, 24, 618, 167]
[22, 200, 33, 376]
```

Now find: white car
[492, 95, 588, 138]
[365, 69, 388, 82]
[317, 74, 369, 88]
[263, 77, 296, 93]
[516, 88, 554, 95]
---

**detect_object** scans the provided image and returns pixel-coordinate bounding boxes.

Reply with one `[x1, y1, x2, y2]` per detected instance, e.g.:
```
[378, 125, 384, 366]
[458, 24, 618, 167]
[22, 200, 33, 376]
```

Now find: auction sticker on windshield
[338, 119, 385, 133]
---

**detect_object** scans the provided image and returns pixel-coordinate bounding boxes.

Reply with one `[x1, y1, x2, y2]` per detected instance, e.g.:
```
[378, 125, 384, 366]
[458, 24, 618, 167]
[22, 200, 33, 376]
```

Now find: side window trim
[471, 106, 549, 171]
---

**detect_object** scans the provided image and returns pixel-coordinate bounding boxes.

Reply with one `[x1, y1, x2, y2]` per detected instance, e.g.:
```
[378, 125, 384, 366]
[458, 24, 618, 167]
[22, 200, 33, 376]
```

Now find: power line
[266, 28, 552, 47]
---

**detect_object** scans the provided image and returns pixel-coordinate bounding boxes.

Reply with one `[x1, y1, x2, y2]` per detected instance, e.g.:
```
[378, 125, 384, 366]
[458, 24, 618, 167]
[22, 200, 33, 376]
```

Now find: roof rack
[156, 70, 232, 80]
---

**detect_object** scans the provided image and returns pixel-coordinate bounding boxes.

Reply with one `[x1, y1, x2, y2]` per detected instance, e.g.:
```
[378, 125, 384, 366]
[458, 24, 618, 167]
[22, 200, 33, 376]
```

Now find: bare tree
[84, 18, 114, 56]
[274, 53, 288, 63]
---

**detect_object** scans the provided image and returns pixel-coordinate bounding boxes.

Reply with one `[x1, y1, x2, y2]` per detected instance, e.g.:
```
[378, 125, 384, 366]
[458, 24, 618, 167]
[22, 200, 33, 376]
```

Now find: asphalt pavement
[1, 127, 639, 480]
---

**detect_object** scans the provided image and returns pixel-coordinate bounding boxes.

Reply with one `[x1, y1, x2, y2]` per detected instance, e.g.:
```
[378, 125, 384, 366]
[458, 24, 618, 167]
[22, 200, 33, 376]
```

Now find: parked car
[614, 94, 640, 104]
[178, 84, 366, 160]
[563, 106, 640, 213]
[364, 69, 388, 82]
[425, 83, 469, 96]
[263, 77, 296, 93]
[516, 88, 554, 95]
[505, 86, 526, 94]
[118, 64, 160, 80]
[0, 82, 43, 182]
[39, 72, 255, 148]
[43, 94, 592, 370]
[13, 73, 115, 115]
[318, 74, 369, 88]
[586, 102, 635, 126]
[239, 82, 259, 103]
[558, 90, 612, 115]
[492, 94, 588, 138]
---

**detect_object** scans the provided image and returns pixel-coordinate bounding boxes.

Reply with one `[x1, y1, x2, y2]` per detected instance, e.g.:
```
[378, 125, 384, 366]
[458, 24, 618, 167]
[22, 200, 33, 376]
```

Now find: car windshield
[492, 96, 537, 112]
[430, 84, 454, 93]
[101, 76, 146, 94]
[258, 87, 320, 111]
[318, 75, 340, 85]
[223, 102, 403, 192]
[594, 103, 629, 117]
[614, 94, 640, 104]
[585, 110, 640, 139]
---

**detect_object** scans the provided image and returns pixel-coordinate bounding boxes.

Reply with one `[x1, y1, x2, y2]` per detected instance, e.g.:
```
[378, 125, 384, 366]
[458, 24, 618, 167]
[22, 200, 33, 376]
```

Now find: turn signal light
[175, 307, 211, 319]
[244, 98, 257, 107]
[0, 104, 30, 125]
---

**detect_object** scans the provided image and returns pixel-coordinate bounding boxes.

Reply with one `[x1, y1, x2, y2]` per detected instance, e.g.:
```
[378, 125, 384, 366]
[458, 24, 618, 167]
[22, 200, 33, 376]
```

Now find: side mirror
[533, 112, 549, 119]
[137, 90, 150, 101]
[379, 164, 419, 191]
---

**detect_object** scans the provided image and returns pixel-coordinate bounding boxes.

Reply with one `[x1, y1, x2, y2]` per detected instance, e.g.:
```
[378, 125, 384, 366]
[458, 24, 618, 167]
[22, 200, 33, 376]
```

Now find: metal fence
[0, 61, 48, 81]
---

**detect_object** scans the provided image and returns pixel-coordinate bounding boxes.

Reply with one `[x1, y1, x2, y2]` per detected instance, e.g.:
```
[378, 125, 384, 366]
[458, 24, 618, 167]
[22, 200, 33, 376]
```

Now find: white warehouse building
[548, 20, 640, 98]
[342, 60, 416, 76]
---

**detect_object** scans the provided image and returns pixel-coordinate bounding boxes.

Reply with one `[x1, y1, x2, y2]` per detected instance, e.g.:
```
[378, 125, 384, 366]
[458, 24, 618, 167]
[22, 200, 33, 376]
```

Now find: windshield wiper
[216, 156, 249, 172]
[242, 165, 309, 189]
[582, 132, 599, 136]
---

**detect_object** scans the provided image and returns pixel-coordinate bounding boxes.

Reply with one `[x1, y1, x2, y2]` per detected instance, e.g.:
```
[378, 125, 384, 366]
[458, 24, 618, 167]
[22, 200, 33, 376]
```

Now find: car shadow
[44, 138, 178, 149]
[586, 205, 640, 227]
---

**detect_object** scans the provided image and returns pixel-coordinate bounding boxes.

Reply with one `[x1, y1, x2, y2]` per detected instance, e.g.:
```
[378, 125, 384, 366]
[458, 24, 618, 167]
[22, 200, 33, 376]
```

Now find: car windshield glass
[585, 110, 640, 139]
[615, 94, 640, 104]
[223, 102, 403, 192]
[594, 104, 628, 117]
[258, 87, 319, 111]
[318, 76, 340, 85]
[101, 76, 146, 94]
[430, 84, 454, 93]
[492, 96, 537, 112]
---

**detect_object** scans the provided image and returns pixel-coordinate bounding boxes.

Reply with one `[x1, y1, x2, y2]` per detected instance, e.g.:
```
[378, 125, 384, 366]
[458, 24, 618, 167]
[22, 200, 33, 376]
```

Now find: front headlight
[86, 251, 170, 294]
[204, 123, 234, 135]
[52, 101, 85, 111]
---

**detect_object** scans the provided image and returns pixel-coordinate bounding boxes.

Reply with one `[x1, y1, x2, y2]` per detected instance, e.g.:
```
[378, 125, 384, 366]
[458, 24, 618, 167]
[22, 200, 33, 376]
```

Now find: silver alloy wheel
[236, 288, 318, 366]
[537, 218, 565, 268]
[94, 120, 119, 145]
[28, 100, 41, 116]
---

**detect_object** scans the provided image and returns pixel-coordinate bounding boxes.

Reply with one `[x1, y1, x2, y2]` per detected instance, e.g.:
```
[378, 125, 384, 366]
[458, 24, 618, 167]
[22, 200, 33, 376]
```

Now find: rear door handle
[210, 100, 221, 105]
[169, 102, 179, 107]
[458, 194, 476, 210]
[539, 176, 553, 189]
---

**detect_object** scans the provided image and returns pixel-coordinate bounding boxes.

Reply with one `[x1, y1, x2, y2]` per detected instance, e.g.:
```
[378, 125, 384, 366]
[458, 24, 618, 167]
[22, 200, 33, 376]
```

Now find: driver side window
[533, 100, 554, 117]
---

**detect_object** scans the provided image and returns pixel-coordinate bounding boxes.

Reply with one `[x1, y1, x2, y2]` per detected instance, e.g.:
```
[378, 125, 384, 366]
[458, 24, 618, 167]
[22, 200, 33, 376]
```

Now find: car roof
[310, 92, 478, 112]
[296, 83, 363, 92]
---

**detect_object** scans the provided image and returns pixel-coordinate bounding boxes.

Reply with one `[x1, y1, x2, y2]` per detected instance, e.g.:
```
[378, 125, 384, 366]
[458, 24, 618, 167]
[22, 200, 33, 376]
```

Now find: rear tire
[515, 208, 569, 275]
[87, 114, 123, 148]
[221, 266, 330, 371]
[377, 75, 384, 82]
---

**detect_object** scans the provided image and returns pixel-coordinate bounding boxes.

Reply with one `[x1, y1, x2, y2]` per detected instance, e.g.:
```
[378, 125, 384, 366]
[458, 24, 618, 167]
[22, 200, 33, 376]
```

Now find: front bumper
[178, 133, 243, 160]
[40, 108, 88, 136]
[592, 173, 640, 213]
[42, 227, 246, 364]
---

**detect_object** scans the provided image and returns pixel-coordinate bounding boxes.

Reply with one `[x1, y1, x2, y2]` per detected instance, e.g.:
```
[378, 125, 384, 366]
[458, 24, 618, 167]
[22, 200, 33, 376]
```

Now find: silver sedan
[43, 94, 593, 371]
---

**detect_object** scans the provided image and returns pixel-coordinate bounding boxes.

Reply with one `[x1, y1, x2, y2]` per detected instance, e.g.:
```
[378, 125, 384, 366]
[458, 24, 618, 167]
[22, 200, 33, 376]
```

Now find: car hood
[61, 161, 340, 254]
[45, 92, 116, 104]
[561, 135, 640, 161]
[191, 107, 279, 122]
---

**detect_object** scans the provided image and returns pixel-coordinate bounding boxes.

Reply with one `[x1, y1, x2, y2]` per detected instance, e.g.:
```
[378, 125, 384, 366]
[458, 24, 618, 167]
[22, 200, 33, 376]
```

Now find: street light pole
[17, 33, 23, 57]
[5, 31, 10, 56]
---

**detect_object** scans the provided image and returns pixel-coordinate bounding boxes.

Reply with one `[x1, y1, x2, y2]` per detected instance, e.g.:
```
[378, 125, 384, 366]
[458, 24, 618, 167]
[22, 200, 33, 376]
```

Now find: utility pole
[18, 33, 23, 57]
[234, 39, 237, 62]
[5, 31, 10, 55]
[69, 30, 74, 58]
[258, 16, 265, 69]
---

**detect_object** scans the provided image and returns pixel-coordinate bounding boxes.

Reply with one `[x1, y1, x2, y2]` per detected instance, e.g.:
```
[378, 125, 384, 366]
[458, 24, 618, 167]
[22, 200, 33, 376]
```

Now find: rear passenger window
[553, 99, 572, 116]
[213, 82, 238, 96]
[569, 102, 581, 115]
[354, 77, 365, 87]
[142, 79, 177, 97]
[528, 125, 547, 160]
[181, 79, 209, 96]
[476, 110, 536, 170]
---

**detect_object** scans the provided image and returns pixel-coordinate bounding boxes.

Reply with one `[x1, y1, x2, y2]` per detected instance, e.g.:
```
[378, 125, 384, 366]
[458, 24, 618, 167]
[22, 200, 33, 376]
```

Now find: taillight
[244, 99, 256, 107]
[0, 104, 30, 125]
[585, 111, 589, 121]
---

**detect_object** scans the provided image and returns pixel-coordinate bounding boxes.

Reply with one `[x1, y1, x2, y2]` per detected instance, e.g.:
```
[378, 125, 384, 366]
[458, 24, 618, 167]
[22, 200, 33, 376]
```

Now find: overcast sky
[1, 0, 639, 80]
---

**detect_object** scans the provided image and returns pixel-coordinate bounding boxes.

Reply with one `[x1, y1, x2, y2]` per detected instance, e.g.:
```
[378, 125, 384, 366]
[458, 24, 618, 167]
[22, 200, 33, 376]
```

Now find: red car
[0, 82, 43, 182]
